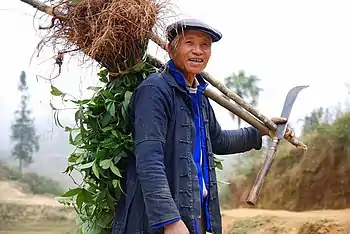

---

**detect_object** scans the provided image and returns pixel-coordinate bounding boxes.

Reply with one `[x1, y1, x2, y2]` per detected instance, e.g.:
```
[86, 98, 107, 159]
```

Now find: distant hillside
[0, 152, 80, 189]
[224, 112, 350, 211]
[0, 162, 65, 196]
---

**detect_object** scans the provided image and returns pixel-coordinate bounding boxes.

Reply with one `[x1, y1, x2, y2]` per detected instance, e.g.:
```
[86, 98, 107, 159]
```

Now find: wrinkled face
[168, 30, 212, 77]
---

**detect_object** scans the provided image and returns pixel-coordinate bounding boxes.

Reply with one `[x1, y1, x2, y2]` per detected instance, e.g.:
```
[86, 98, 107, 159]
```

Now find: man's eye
[185, 40, 193, 44]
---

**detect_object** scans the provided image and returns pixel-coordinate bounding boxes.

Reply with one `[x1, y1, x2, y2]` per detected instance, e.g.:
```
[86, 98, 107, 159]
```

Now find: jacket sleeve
[208, 102, 263, 155]
[131, 84, 181, 228]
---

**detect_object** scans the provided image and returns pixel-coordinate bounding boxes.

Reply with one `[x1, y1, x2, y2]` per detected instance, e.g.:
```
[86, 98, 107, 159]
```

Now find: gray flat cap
[166, 18, 222, 43]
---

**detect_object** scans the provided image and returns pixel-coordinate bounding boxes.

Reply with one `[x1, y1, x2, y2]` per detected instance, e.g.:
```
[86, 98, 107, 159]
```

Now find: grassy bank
[221, 111, 350, 211]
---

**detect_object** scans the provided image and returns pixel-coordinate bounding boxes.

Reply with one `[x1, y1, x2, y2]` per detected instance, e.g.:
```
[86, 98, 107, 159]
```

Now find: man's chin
[188, 68, 205, 75]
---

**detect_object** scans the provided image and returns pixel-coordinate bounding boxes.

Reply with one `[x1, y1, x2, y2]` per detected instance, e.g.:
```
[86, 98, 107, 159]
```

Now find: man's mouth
[188, 58, 203, 63]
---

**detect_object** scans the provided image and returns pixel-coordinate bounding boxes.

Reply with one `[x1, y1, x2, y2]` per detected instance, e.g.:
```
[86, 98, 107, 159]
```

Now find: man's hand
[164, 220, 189, 234]
[269, 117, 295, 139]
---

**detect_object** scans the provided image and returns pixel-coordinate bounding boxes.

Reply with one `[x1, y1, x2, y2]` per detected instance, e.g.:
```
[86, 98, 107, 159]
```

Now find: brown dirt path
[0, 180, 63, 206]
[2, 180, 350, 233]
[221, 208, 350, 234]
[0, 180, 76, 233]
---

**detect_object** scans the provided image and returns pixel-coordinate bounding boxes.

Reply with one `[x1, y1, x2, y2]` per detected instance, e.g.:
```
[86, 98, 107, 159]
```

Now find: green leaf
[75, 109, 83, 125]
[112, 179, 125, 194]
[112, 180, 120, 188]
[76, 154, 84, 164]
[114, 92, 124, 101]
[100, 159, 111, 169]
[107, 102, 115, 117]
[117, 180, 125, 194]
[76, 191, 84, 210]
[215, 161, 223, 170]
[123, 91, 133, 110]
[92, 162, 100, 179]
[106, 191, 116, 210]
[87, 86, 102, 91]
[87, 182, 101, 190]
[84, 203, 95, 217]
[72, 133, 83, 146]
[60, 188, 82, 197]
[110, 163, 122, 177]
[95, 190, 106, 202]
[123, 77, 132, 87]
[82, 220, 103, 234]
[111, 130, 119, 138]
[79, 161, 94, 169]
[101, 138, 117, 148]
[62, 165, 73, 174]
[113, 156, 122, 165]
[50, 85, 64, 96]
[69, 131, 74, 145]
[102, 126, 113, 133]
[103, 90, 115, 100]
[105, 98, 114, 104]
[95, 149, 108, 160]
[101, 112, 112, 128]
[82, 189, 94, 203]
[98, 68, 108, 77]
[79, 99, 91, 105]
[65, 126, 74, 132]
[96, 211, 114, 228]
[68, 153, 79, 163]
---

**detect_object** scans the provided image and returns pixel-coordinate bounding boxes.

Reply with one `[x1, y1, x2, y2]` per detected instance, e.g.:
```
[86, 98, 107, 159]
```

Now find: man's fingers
[290, 129, 295, 137]
[268, 118, 295, 139]
[284, 127, 295, 139]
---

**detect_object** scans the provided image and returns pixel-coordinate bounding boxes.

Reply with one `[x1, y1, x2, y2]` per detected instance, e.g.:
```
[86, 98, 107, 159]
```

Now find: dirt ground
[0, 181, 76, 233]
[1, 180, 350, 234]
[222, 208, 350, 234]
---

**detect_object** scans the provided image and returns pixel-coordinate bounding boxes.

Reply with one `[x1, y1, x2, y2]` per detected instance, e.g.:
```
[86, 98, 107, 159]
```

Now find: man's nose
[192, 44, 203, 55]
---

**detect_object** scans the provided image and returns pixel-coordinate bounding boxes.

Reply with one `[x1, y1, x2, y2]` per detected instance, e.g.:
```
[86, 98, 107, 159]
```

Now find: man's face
[168, 30, 212, 77]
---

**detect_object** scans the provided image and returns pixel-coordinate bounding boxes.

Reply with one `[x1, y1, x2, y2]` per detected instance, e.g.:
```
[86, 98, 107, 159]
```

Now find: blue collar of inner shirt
[166, 60, 208, 92]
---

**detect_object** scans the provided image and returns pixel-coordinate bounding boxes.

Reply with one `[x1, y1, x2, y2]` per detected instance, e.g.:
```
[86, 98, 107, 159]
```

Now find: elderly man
[112, 19, 292, 234]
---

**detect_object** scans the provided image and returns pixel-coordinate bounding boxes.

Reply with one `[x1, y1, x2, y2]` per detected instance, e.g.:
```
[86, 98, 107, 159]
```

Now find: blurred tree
[223, 70, 262, 128]
[298, 107, 326, 135]
[322, 107, 332, 124]
[10, 71, 40, 173]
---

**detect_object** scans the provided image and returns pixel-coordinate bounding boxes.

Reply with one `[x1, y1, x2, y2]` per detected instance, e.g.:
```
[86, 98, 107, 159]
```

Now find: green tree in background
[217, 70, 263, 206]
[223, 70, 262, 128]
[10, 71, 40, 173]
[298, 107, 325, 135]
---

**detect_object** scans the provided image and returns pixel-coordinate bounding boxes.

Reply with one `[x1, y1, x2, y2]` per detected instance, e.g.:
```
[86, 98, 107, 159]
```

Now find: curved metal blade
[275, 85, 309, 139]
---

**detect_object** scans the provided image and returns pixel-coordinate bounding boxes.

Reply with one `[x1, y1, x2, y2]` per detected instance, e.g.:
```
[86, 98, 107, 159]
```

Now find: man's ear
[167, 43, 174, 59]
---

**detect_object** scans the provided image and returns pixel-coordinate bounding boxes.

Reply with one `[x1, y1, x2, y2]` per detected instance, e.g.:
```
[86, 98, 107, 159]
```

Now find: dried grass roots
[47, 0, 169, 73]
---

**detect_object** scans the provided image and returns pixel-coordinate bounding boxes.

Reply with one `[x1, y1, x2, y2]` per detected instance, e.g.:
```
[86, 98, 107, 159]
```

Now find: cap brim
[166, 19, 222, 43]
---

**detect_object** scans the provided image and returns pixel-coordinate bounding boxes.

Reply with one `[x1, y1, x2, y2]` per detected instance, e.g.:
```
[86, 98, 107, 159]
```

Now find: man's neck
[185, 74, 196, 87]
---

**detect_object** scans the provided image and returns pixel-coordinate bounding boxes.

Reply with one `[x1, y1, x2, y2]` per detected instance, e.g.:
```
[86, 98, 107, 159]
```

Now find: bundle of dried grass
[36, 0, 170, 74]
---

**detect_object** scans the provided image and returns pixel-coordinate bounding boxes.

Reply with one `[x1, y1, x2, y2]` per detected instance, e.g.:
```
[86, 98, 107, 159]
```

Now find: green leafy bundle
[52, 62, 157, 234]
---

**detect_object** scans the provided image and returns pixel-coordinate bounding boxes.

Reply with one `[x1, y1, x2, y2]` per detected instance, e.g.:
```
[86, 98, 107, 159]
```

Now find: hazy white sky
[1, 0, 349, 140]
